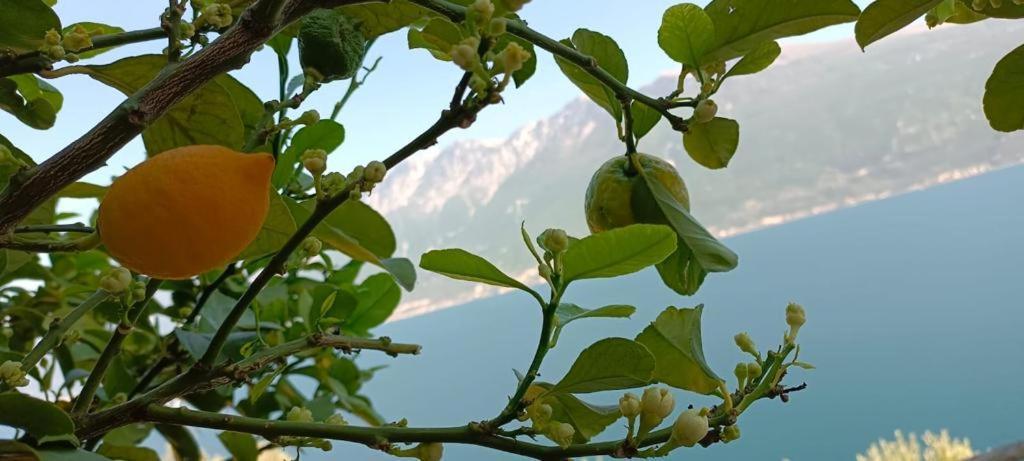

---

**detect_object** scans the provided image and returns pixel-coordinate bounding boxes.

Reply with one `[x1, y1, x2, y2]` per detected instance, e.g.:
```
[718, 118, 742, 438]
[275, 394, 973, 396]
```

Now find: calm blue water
[241, 165, 1024, 460]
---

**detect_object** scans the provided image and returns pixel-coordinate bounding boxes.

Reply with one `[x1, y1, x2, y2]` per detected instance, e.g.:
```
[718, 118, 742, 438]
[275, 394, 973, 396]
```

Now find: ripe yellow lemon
[584, 153, 690, 233]
[98, 145, 274, 279]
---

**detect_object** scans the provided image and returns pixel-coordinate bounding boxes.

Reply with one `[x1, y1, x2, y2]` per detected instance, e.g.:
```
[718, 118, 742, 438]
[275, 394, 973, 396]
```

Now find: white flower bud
[619, 392, 641, 418]
[364, 160, 387, 183]
[100, 267, 133, 294]
[547, 422, 575, 448]
[670, 408, 708, 448]
[693, 99, 718, 123]
[286, 406, 314, 423]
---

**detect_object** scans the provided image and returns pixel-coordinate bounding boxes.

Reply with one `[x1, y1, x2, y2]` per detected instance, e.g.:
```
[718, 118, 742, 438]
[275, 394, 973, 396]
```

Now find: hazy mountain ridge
[368, 21, 1024, 317]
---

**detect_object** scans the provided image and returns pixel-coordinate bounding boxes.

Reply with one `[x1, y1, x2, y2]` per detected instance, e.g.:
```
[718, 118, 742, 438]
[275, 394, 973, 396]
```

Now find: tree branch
[406, 0, 687, 131]
[19, 290, 111, 374]
[0, 0, 375, 235]
[0, 28, 168, 79]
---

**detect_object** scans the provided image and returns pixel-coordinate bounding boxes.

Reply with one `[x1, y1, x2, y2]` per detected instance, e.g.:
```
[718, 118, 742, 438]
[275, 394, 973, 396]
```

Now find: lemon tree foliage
[0, 0, 833, 459]
[858, 0, 1024, 132]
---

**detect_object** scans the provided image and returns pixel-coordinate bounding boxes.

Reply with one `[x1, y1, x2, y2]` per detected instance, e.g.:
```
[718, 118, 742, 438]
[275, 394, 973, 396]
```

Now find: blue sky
[4, 0, 872, 183]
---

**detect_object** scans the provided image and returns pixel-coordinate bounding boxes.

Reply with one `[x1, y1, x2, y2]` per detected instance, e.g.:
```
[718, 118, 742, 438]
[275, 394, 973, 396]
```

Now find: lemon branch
[18, 290, 111, 376]
[72, 279, 163, 415]
[0, 0, 381, 236]
[0, 28, 168, 79]
[407, 0, 688, 132]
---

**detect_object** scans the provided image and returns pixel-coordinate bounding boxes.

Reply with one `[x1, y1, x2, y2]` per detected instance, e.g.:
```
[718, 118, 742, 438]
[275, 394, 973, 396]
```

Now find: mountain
[368, 20, 1024, 317]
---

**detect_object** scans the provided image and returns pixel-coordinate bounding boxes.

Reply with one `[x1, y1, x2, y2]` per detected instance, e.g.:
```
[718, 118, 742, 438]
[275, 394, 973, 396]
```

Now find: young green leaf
[683, 116, 740, 169]
[237, 190, 297, 260]
[658, 3, 716, 67]
[96, 445, 160, 461]
[0, 75, 61, 129]
[527, 383, 621, 442]
[552, 303, 636, 347]
[546, 337, 655, 394]
[984, 43, 1024, 132]
[635, 305, 722, 395]
[635, 170, 738, 273]
[420, 248, 538, 295]
[554, 28, 628, 122]
[344, 273, 401, 335]
[561, 224, 676, 283]
[218, 432, 259, 461]
[855, 0, 943, 49]
[630, 100, 662, 140]
[340, 0, 433, 38]
[0, 0, 61, 53]
[408, 17, 464, 60]
[723, 41, 782, 79]
[655, 242, 708, 296]
[0, 393, 76, 444]
[702, 0, 861, 62]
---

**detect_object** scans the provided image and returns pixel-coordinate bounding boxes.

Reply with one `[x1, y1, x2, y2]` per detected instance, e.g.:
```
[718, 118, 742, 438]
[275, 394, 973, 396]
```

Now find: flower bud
[538, 228, 568, 254]
[972, 0, 987, 10]
[547, 422, 575, 448]
[488, 18, 507, 36]
[619, 392, 641, 418]
[693, 99, 717, 123]
[202, 3, 233, 28]
[450, 44, 478, 71]
[296, 110, 320, 126]
[301, 149, 327, 176]
[62, 25, 93, 52]
[286, 406, 314, 423]
[178, 21, 196, 39]
[100, 267, 133, 294]
[990, 0, 1003, 7]
[347, 165, 365, 184]
[734, 332, 758, 358]
[324, 413, 347, 425]
[537, 263, 552, 279]
[43, 29, 61, 46]
[364, 160, 387, 183]
[321, 172, 346, 195]
[0, 360, 28, 387]
[499, 42, 531, 74]
[641, 387, 674, 419]
[670, 408, 709, 448]
[721, 424, 741, 443]
[470, 0, 495, 24]
[746, 361, 762, 379]
[734, 362, 747, 384]
[300, 236, 322, 256]
[130, 281, 147, 302]
[527, 402, 552, 427]
[785, 302, 806, 342]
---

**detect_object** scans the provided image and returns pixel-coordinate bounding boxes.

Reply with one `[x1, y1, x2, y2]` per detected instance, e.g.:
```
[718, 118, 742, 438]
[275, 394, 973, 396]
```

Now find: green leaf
[554, 28, 628, 122]
[561, 224, 676, 283]
[683, 117, 740, 169]
[0, 393, 76, 443]
[37, 449, 111, 461]
[237, 190, 297, 260]
[702, 0, 860, 62]
[96, 445, 159, 461]
[57, 181, 106, 199]
[723, 40, 781, 79]
[62, 22, 125, 58]
[102, 354, 135, 398]
[635, 169, 737, 273]
[0, 75, 61, 129]
[635, 305, 721, 395]
[77, 55, 247, 155]
[855, 0, 942, 49]
[408, 17, 463, 60]
[528, 383, 621, 443]
[155, 424, 200, 461]
[282, 197, 414, 290]
[344, 273, 400, 335]
[420, 248, 536, 294]
[325, 200, 396, 258]
[0, 0, 61, 53]
[984, 43, 1024, 132]
[554, 303, 636, 328]
[218, 432, 258, 461]
[546, 337, 654, 394]
[273, 120, 345, 188]
[654, 242, 708, 296]
[658, 3, 715, 67]
[340, 0, 433, 38]
[630, 100, 662, 140]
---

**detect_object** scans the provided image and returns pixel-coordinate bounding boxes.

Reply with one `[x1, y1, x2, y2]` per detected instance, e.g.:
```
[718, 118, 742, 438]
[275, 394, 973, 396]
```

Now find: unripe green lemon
[584, 153, 690, 233]
[298, 10, 366, 82]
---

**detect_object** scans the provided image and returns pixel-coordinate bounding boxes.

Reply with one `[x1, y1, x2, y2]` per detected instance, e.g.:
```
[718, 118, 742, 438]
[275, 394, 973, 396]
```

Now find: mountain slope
[368, 20, 1024, 317]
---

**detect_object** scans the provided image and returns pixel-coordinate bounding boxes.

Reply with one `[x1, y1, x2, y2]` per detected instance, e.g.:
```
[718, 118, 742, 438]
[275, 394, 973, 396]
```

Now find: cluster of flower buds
[61, 25, 93, 53]
[39, 29, 66, 61]
[276, 406, 335, 451]
[0, 360, 28, 388]
[439, 0, 534, 97]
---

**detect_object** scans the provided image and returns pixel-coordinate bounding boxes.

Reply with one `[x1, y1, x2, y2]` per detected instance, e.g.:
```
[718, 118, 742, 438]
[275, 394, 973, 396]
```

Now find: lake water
[240, 165, 1024, 460]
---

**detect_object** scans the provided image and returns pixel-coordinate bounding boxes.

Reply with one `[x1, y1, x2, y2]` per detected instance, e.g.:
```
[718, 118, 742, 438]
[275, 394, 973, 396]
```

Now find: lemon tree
[0, 0, 851, 459]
